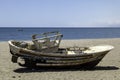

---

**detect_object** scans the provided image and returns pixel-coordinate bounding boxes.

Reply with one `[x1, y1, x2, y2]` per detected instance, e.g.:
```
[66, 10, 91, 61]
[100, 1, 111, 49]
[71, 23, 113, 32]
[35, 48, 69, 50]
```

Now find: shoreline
[0, 37, 120, 42]
[1, 37, 120, 41]
[0, 38, 120, 80]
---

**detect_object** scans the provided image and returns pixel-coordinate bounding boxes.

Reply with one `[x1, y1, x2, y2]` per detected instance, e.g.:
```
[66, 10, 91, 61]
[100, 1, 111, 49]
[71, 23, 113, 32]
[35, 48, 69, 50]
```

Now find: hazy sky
[0, 0, 120, 27]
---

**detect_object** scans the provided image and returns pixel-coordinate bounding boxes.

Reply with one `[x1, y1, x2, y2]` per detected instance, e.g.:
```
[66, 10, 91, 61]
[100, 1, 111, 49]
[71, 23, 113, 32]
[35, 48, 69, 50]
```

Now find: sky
[0, 0, 120, 27]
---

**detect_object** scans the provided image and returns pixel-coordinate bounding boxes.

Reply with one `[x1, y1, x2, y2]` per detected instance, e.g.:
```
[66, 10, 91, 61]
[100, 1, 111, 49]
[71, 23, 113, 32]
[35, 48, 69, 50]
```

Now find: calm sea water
[0, 27, 120, 41]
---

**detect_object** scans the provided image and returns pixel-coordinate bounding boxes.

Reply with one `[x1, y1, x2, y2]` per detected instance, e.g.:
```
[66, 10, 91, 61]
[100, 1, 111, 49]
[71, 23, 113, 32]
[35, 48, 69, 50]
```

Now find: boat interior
[10, 31, 114, 55]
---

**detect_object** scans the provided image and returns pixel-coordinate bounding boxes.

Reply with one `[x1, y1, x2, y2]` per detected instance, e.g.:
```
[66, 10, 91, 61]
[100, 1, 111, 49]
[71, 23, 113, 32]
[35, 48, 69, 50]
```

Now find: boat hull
[8, 40, 113, 68]
[10, 49, 109, 68]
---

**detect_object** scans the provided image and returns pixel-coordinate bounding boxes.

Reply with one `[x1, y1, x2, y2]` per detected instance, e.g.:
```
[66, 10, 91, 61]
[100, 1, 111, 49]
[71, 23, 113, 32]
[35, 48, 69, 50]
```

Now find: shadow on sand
[14, 66, 119, 73]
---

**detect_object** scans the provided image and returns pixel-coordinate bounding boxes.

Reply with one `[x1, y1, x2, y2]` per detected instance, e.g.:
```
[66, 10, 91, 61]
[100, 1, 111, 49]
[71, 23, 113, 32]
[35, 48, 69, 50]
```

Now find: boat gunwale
[8, 40, 113, 58]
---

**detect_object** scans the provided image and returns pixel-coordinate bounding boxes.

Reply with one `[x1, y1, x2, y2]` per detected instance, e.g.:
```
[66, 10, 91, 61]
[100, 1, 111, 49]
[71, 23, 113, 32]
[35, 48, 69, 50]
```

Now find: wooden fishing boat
[8, 31, 114, 69]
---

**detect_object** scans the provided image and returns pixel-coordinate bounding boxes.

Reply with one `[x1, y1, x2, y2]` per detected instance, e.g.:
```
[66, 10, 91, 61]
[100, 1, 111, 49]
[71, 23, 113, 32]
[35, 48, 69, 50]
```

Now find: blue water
[0, 27, 120, 41]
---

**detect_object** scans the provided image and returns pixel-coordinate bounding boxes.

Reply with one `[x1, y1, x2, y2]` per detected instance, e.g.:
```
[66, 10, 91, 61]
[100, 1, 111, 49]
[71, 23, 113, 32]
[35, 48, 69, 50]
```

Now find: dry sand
[0, 38, 120, 80]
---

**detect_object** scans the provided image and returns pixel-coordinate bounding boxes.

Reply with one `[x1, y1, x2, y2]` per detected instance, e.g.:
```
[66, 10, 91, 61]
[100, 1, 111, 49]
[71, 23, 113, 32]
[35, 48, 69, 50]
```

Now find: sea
[0, 27, 120, 41]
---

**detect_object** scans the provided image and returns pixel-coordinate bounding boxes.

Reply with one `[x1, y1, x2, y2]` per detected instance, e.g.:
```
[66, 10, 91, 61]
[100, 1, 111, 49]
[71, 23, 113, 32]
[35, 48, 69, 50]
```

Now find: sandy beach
[0, 38, 120, 80]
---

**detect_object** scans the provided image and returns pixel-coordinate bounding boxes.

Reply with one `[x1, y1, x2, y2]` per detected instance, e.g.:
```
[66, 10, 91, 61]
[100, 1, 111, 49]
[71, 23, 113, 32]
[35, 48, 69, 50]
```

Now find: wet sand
[0, 38, 120, 80]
